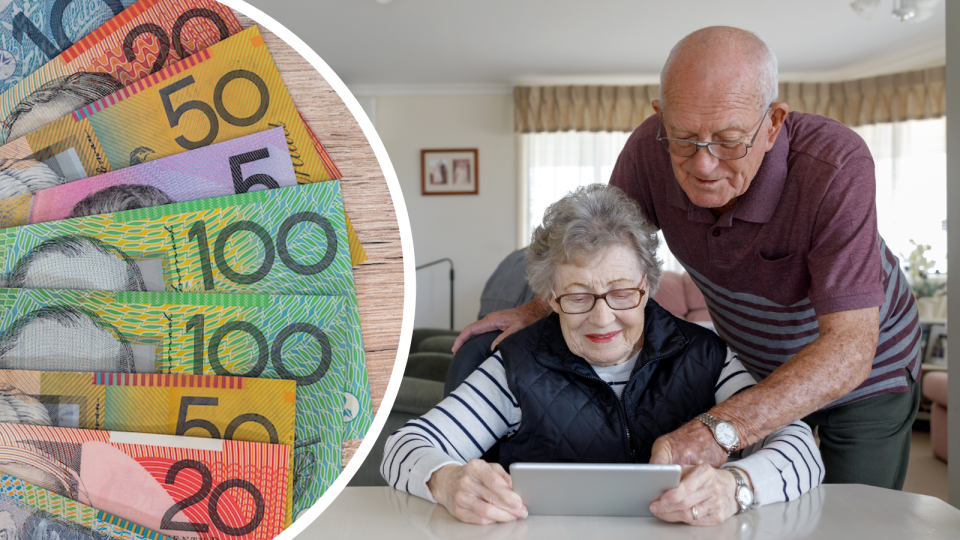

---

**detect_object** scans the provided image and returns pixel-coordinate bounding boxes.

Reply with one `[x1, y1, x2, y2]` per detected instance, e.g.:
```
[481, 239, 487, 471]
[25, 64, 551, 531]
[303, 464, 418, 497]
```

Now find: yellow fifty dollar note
[0, 26, 367, 265]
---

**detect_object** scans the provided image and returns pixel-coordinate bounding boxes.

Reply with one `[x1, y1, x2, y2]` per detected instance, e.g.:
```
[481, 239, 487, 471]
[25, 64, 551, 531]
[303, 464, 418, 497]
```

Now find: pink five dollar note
[27, 127, 297, 223]
[0, 424, 289, 540]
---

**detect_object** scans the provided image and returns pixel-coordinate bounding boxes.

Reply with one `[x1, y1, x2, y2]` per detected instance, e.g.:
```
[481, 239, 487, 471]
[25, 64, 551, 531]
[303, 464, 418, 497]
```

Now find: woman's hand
[649, 464, 739, 526]
[427, 459, 528, 525]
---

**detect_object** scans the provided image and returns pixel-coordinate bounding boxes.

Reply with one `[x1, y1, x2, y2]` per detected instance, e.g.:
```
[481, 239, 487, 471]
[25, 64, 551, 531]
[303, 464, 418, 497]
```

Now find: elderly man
[453, 26, 920, 490]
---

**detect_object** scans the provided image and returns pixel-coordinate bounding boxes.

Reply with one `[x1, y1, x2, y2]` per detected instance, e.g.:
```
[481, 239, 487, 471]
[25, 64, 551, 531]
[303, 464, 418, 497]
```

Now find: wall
[360, 93, 518, 331]
[946, 0, 959, 509]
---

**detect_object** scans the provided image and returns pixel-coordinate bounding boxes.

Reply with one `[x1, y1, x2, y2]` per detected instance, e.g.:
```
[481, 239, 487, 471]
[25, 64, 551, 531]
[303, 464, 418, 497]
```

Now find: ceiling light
[850, 0, 940, 23]
[891, 0, 918, 21]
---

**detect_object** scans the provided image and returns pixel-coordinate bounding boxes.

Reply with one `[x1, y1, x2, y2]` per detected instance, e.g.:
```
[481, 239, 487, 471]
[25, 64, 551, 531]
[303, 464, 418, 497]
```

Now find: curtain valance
[513, 66, 945, 133]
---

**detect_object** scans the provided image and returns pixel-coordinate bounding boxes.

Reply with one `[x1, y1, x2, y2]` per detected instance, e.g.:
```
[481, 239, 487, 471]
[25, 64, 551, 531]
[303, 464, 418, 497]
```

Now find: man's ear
[762, 102, 790, 151]
[652, 99, 661, 116]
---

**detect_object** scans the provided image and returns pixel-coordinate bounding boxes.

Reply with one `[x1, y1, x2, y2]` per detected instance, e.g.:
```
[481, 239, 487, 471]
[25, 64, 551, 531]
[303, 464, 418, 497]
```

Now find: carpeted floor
[902, 429, 948, 502]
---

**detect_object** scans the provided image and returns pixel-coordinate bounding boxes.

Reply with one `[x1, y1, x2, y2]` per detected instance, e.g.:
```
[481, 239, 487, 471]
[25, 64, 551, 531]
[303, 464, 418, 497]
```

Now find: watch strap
[728, 467, 751, 514]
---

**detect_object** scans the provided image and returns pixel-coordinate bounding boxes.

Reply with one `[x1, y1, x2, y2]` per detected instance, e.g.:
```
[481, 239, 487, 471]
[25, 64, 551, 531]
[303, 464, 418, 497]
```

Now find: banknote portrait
[0, 306, 135, 373]
[0, 509, 106, 540]
[68, 184, 175, 218]
[6, 236, 147, 292]
[18, 511, 108, 540]
[0, 385, 51, 425]
[1, 72, 123, 142]
[0, 159, 64, 200]
[0, 510, 13, 540]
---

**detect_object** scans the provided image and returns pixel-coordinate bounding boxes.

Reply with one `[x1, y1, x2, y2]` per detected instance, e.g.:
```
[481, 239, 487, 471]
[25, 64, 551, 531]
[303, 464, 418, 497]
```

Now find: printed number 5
[159, 76, 219, 150]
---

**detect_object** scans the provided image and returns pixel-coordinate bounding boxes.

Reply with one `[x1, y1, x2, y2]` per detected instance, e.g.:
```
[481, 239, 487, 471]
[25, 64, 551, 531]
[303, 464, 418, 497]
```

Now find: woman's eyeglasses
[554, 287, 646, 315]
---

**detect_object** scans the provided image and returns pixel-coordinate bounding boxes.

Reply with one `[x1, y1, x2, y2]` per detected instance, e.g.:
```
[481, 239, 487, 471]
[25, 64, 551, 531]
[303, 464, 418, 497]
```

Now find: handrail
[415, 258, 455, 330]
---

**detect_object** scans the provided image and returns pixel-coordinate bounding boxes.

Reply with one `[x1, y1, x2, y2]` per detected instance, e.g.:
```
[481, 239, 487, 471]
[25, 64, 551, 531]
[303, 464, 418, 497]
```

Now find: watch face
[737, 485, 754, 507]
[715, 422, 738, 446]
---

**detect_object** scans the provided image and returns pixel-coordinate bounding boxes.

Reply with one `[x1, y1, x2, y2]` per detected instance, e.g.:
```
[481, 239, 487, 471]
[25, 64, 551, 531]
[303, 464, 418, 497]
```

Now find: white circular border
[215, 1, 416, 537]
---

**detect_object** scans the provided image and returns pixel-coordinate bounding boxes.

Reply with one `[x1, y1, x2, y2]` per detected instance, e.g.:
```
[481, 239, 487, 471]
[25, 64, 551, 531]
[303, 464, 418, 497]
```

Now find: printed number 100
[184, 315, 332, 386]
[187, 211, 338, 288]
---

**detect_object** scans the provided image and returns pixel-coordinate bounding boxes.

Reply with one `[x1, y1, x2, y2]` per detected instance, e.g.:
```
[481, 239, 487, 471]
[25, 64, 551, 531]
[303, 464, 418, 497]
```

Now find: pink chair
[923, 371, 948, 462]
[653, 271, 711, 323]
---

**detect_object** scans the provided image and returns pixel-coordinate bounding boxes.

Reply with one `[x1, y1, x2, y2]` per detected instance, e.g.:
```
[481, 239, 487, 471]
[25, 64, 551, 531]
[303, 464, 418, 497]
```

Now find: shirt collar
[664, 125, 790, 225]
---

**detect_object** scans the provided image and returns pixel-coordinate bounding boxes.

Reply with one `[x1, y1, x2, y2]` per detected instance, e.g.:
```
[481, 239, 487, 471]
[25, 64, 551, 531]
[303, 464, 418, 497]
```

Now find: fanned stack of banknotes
[0, 1, 374, 539]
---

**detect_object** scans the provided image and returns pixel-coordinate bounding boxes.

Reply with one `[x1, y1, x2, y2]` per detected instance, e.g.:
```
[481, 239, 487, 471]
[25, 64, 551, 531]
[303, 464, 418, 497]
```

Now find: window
[853, 117, 947, 273]
[520, 131, 682, 273]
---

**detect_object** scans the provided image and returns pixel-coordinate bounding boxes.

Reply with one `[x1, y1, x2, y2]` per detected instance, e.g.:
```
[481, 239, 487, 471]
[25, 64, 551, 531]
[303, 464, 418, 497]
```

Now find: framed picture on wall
[926, 324, 948, 366]
[421, 149, 479, 195]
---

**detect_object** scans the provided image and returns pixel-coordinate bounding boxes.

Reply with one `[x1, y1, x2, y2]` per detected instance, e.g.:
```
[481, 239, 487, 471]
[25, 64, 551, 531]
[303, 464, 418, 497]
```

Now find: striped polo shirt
[610, 111, 921, 408]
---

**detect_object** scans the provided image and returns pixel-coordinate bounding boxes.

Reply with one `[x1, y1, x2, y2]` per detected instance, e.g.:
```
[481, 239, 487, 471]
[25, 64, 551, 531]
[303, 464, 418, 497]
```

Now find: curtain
[515, 66, 945, 133]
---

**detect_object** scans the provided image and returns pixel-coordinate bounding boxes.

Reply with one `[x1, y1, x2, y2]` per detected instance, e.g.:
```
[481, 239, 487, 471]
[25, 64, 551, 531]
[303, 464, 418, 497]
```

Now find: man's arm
[452, 296, 552, 353]
[651, 307, 879, 466]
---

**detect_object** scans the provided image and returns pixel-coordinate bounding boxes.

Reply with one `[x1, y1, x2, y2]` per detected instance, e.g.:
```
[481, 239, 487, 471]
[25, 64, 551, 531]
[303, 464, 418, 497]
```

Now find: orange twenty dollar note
[0, 0, 243, 144]
[0, 423, 289, 540]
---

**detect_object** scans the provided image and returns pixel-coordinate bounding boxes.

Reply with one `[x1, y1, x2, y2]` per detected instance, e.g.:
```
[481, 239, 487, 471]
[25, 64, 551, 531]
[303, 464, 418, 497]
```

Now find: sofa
[653, 270, 711, 323]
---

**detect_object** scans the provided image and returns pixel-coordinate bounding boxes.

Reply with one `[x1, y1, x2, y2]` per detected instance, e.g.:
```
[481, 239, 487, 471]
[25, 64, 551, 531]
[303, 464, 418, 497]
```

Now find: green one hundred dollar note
[0, 370, 298, 525]
[0, 472, 169, 540]
[0, 180, 372, 443]
[0, 287, 361, 518]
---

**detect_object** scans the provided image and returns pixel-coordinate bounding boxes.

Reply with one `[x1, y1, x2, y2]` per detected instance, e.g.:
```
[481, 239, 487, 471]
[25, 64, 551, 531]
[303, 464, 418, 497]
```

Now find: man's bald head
[659, 26, 778, 112]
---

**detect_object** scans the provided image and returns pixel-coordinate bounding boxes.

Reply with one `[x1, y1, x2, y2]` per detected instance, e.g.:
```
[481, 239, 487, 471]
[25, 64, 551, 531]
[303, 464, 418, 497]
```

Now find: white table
[301, 486, 960, 539]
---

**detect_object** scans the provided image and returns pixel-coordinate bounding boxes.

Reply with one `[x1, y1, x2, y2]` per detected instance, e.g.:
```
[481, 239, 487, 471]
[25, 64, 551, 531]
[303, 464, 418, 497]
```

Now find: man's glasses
[656, 107, 771, 161]
[554, 287, 646, 315]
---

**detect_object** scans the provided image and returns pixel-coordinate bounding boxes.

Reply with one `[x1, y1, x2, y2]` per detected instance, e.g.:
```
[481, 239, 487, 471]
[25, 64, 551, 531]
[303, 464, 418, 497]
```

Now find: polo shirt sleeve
[609, 129, 660, 230]
[806, 156, 886, 316]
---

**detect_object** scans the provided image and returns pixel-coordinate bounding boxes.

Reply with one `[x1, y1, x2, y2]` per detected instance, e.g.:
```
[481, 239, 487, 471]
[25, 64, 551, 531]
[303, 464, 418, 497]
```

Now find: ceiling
[246, 0, 945, 90]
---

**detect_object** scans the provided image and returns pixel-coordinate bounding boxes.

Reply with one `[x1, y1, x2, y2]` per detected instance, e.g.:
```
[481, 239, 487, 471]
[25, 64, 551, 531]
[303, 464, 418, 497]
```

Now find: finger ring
[692, 505, 699, 521]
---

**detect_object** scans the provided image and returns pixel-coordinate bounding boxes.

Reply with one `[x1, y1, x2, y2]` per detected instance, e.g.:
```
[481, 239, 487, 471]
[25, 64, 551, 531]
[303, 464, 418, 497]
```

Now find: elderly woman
[382, 184, 822, 526]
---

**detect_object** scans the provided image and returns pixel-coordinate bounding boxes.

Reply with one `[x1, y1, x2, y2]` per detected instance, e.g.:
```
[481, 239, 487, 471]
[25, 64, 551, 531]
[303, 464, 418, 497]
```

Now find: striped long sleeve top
[382, 349, 824, 507]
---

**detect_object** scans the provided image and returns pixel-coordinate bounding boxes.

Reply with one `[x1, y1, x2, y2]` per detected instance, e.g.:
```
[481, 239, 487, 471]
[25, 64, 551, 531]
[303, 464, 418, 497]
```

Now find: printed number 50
[159, 70, 270, 150]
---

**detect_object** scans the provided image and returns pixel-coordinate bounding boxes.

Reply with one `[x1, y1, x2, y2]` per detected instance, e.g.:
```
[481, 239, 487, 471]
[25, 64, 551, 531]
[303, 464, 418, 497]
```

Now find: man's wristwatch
[695, 413, 740, 455]
[728, 467, 754, 514]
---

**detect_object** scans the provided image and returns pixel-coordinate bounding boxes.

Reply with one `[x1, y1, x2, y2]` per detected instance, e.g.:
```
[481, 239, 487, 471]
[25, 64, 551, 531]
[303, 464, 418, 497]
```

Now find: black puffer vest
[496, 299, 726, 467]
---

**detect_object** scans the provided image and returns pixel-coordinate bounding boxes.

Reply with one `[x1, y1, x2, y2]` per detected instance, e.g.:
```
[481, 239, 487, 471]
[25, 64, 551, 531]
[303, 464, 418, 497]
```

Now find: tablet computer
[510, 463, 682, 517]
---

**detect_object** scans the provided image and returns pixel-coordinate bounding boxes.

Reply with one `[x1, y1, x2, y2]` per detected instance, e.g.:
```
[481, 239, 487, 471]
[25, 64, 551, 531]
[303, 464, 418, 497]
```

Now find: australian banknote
[0, 424, 289, 540]
[0, 0, 137, 93]
[0, 287, 365, 516]
[0, 179, 371, 439]
[0, 472, 170, 540]
[0, 370, 297, 525]
[0, 25, 366, 264]
[24, 127, 297, 224]
[0, 179, 356, 297]
[0, 0, 243, 144]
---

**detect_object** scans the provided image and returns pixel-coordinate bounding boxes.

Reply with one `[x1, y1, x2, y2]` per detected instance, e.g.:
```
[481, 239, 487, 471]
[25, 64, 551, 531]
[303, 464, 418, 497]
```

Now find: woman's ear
[546, 293, 561, 315]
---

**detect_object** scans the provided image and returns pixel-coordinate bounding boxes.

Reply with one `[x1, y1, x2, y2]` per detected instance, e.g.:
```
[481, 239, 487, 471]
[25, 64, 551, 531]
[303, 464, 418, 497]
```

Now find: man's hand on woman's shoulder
[452, 298, 553, 353]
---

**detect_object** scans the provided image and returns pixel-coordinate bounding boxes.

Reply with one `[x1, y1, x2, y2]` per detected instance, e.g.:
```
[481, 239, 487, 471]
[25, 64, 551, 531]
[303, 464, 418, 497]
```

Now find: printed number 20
[160, 459, 265, 536]
[159, 70, 270, 150]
